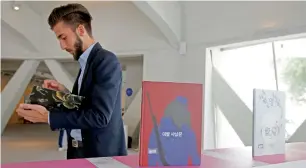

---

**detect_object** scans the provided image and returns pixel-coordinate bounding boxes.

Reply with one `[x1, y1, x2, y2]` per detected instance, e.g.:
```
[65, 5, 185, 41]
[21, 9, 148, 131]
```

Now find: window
[215, 106, 244, 148]
[211, 37, 306, 147]
[274, 38, 306, 139]
[213, 42, 277, 110]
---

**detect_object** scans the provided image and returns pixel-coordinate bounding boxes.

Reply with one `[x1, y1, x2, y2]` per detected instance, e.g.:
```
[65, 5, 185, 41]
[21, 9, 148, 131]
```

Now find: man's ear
[76, 25, 86, 36]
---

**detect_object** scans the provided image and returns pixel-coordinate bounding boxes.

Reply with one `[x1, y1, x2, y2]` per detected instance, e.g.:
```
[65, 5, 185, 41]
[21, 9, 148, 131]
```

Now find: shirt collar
[78, 42, 97, 70]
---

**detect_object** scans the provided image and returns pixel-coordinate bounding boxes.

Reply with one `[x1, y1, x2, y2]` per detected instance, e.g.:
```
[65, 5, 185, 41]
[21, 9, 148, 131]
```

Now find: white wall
[122, 60, 143, 139]
[124, 60, 143, 109]
[124, 89, 142, 137]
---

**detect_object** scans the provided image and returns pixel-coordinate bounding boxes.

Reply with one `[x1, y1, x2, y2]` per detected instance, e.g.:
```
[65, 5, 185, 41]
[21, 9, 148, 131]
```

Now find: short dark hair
[48, 3, 93, 36]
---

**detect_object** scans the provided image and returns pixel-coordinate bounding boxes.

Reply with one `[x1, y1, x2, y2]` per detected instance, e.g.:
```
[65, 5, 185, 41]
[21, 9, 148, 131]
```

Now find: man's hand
[16, 104, 49, 123]
[43, 79, 69, 93]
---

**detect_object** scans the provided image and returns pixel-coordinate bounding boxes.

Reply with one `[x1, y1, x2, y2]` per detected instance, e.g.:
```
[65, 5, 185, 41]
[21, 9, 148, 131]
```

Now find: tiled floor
[1, 124, 66, 164]
[1, 124, 137, 164]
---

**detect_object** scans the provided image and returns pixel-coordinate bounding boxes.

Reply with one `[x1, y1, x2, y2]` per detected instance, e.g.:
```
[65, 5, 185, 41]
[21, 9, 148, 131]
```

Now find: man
[16, 3, 127, 159]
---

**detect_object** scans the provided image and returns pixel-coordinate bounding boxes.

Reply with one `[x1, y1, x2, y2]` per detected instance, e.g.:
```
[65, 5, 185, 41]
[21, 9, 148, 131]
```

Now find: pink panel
[286, 142, 306, 151]
[253, 143, 306, 164]
[113, 154, 242, 168]
[114, 155, 139, 167]
[253, 154, 286, 164]
[210, 147, 256, 167]
[286, 148, 306, 161]
[1, 159, 96, 168]
[211, 143, 306, 165]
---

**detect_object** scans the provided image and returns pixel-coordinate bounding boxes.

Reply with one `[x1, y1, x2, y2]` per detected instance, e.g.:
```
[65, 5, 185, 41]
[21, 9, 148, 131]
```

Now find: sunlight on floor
[1, 124, 138, 164]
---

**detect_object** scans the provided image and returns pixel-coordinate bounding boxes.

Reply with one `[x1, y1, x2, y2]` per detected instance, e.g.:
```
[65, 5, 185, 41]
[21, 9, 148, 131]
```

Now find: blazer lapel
[72, 69, 81, 94]
[79, 42, 102, 95]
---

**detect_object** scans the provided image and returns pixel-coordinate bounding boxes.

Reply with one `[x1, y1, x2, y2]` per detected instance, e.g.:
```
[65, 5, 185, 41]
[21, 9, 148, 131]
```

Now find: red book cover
[139, 81, 203, 166]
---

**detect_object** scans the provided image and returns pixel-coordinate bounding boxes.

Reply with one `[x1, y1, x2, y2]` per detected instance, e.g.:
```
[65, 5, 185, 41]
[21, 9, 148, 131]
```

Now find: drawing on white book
[259, 112, 283, 149]
[258, 90, 282, 109]
[253, 89, 285, 156]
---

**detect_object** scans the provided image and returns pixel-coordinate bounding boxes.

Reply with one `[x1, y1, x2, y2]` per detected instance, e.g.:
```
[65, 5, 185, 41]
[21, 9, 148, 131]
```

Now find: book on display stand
[252, 89, 286, 161]
[139, 81, 203, 166]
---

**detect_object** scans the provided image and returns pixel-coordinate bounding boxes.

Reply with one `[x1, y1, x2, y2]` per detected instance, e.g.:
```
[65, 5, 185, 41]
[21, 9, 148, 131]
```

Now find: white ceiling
[184, 1, 306, 46]
[2, 1, 306, 60]
[1, 20, 37, 57]
[1, 1, 167, 59]
[25, 1, 116, 15]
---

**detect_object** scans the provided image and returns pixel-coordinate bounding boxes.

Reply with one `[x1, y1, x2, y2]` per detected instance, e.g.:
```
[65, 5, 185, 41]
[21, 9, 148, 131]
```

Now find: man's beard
[73, 35, 83, 61]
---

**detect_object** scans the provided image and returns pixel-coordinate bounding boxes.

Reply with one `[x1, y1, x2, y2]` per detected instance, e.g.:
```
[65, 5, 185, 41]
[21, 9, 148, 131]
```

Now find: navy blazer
[49, 43, 127, 158]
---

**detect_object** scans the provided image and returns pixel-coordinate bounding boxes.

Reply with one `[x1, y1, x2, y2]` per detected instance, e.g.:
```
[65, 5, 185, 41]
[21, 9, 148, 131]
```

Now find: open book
[26, 86, 85, 111]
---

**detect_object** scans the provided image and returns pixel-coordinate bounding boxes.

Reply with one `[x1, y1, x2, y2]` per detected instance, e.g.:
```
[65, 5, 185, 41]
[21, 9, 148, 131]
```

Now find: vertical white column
[1, 60, 40, 134]
[203, 49, 217, 150]
[44, 60, 74, 91]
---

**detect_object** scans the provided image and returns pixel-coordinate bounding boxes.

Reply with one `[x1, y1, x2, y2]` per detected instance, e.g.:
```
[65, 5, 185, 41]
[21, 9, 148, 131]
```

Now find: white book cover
[253, 89, 286, 157]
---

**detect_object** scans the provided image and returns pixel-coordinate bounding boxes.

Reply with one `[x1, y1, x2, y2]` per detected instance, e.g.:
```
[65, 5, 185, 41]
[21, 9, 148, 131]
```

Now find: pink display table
[1, 159, 96, 168]
[2, 142, 305, 168]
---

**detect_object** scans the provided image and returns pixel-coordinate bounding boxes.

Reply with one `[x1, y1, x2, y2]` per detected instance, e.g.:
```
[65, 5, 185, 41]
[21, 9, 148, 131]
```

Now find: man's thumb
[50, 82, 58, 87]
